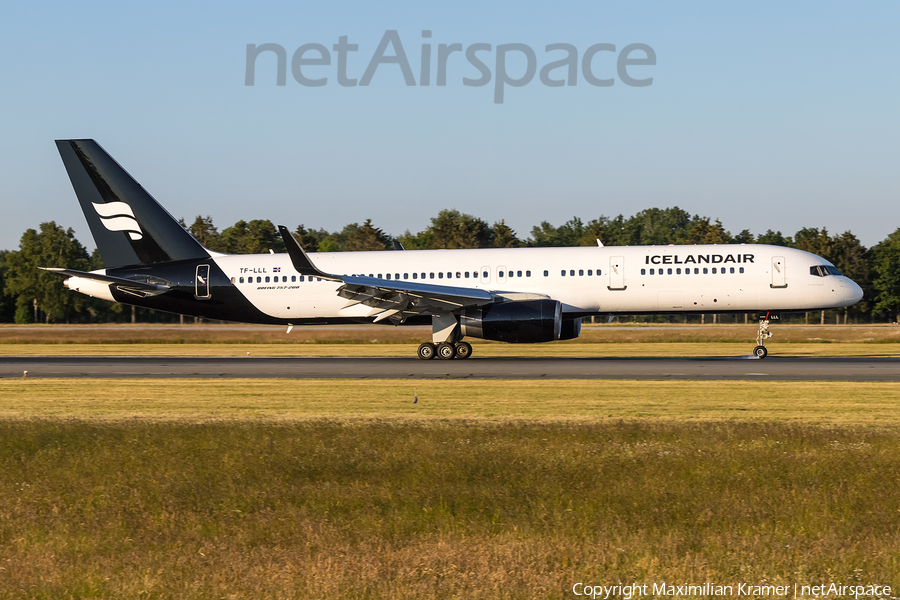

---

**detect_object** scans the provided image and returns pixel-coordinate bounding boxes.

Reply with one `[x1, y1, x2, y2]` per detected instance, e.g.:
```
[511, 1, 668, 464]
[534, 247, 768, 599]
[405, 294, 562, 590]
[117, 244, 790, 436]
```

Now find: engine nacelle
[460, 300, 561, 343]
[559, 317, 582, 341]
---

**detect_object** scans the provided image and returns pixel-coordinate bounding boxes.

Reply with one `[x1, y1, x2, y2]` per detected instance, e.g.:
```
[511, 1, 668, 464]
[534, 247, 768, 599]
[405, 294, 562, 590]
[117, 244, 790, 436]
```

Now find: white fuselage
[210, 244, 862, 321]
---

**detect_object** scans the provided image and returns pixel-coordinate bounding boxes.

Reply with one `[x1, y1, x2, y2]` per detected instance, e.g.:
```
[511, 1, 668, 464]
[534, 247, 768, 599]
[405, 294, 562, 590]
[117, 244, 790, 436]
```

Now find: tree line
[1, 207, 898, 324]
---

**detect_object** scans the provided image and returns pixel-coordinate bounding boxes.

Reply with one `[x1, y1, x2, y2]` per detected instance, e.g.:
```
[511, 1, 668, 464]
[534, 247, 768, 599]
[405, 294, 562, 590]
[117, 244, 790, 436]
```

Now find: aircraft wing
[336, 275, 494, 322]
[40, 268, 171, 297]
[278, 225, 512, 323]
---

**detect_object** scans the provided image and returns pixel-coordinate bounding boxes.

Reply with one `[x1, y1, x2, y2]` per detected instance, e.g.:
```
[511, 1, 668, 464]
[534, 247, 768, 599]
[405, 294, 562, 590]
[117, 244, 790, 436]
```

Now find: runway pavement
[1, 356, 898, 380]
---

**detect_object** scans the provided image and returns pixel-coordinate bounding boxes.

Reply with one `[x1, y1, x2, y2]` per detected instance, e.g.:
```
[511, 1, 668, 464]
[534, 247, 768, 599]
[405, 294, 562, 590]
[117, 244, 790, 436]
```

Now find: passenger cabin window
[465, 272, 470, 278]
[641, 269, 646, 275]
[579, 269, 584, 276]
[438, 273, 443, 279]
[256, 277, 261, 283]
[587, 270, 592, 276]
[291, 276, 296, 282]
[517, 270, 522, 277]
[543, 270, 548, 277]
[456, 272, 461, 278]
[413, 273, 418, 279]
[526, 271, 531, 277]
[239, 277, 244, 283]
[561, 270, 566, 276]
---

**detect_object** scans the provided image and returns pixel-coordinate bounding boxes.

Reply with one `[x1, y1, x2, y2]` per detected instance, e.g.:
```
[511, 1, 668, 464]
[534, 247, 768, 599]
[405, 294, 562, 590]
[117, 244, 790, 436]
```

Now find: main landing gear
[753, 315, 774, 359]
[417, 341, 473, 360]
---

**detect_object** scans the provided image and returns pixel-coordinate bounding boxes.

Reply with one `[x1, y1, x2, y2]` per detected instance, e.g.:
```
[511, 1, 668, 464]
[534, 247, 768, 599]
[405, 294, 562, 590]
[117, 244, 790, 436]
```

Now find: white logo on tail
[92, 202, 143, 240]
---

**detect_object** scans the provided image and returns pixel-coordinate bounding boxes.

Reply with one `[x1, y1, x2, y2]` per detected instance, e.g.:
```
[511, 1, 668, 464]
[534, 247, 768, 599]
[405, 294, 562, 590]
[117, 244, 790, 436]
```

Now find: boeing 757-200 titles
[46, 140, 863, 360]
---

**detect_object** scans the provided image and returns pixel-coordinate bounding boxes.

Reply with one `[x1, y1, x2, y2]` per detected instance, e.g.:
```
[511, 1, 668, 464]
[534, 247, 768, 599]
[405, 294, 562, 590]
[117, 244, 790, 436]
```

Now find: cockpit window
[810, 265, 843, 277]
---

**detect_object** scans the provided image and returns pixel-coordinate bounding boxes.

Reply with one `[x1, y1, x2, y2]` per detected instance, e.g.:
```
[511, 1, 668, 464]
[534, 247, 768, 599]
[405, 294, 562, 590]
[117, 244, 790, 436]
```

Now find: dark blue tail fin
[56, 139, 209, 268]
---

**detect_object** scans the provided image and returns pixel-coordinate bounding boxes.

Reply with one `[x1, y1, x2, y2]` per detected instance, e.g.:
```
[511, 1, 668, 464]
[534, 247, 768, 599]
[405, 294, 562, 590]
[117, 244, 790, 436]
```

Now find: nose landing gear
[753, 314, 775, 359]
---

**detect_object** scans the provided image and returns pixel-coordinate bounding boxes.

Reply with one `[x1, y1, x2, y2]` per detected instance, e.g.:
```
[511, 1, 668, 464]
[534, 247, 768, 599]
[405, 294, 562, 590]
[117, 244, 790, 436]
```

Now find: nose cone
[845, 279, 864, 305]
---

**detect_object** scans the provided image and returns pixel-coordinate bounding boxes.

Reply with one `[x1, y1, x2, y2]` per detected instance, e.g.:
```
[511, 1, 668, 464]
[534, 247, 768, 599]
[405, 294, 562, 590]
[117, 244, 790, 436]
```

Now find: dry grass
[0, 420, 899, 598]
[1, 378, 900, 424]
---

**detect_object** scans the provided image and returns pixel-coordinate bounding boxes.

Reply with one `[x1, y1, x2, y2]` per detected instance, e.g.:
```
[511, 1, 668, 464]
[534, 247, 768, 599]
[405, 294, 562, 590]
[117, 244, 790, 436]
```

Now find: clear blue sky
[1, 1, 897, 251]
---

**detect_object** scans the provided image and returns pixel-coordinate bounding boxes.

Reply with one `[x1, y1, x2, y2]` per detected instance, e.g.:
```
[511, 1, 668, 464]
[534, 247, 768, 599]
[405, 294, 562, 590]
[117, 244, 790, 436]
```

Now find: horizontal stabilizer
[41, 268, 171, 296]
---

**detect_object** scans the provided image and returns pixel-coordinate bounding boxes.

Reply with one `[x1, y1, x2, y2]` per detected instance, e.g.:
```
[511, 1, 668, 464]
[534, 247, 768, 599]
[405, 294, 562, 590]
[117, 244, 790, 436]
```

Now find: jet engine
[460, 299, 562, 343]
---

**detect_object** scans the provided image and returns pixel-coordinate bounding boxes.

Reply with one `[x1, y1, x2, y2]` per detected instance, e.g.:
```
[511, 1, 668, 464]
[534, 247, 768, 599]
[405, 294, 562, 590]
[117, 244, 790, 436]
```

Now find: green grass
[1, 420, 899, 598]
[1, 379, 900, 423]
[3, 380, 900, 598]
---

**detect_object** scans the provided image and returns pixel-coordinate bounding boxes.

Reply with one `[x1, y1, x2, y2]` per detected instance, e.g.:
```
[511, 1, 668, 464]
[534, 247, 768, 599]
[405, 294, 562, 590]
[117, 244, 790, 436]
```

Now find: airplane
[45, 139, 864, 360]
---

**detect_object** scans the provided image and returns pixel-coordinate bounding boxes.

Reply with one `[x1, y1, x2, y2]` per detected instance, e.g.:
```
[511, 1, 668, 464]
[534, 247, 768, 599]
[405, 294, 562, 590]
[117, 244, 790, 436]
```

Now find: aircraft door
[608, 256, 626, 290]
[480, 266, 490, 284]
[195, 264, 211, 299]
[771, 256, 786, 288]
[497, 266, 507, 284]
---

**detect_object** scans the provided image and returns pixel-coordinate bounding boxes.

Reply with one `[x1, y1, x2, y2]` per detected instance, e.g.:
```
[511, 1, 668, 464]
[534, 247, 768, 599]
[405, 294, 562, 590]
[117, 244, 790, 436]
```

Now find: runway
[1, 356, 898, 381]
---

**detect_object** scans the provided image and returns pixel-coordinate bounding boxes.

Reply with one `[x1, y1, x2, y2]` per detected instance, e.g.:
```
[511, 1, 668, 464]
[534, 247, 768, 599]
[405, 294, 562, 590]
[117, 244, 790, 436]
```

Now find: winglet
[277, 225, 342, 282]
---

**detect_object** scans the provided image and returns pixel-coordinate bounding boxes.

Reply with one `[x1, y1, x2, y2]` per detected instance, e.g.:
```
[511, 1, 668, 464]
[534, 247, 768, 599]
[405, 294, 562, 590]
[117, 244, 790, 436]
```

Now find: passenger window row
[361, 270, 533, 280]
[640, 267, 744, 275]
[236, 266, 614, 285]
[238, 275, 320, 284]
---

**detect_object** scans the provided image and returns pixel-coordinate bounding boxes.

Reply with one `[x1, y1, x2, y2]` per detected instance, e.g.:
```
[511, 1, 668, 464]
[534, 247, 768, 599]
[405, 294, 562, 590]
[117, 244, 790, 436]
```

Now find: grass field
[1, 327, 898, 598]
[1, 379, 900, 424]
[1, 419, 899, 599]
[1, 380, 900, 598]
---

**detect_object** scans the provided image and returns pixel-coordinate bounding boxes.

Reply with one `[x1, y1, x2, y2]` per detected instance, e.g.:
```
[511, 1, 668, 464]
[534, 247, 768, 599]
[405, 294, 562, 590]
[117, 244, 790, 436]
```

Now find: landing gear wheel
[454, 341, 473, 359]
[417, 342, 436, 360]
[437, 342, 457, 360]
[753, 315, 774, 359]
